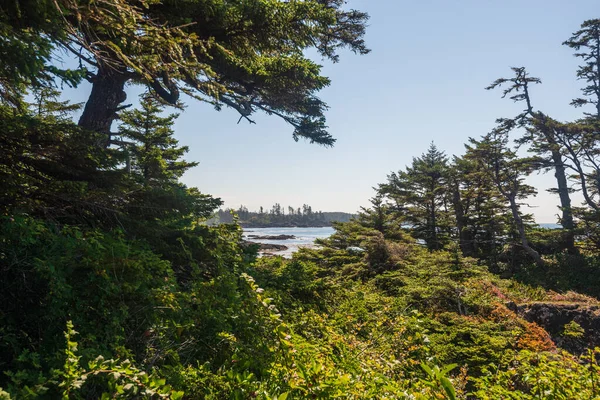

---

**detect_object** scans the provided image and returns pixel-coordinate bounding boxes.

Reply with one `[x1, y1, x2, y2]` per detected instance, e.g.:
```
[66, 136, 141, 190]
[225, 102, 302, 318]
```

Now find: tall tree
[380, 143, 451, 250]
[449, 154, 509, 259]
[116, 93, 220, 229]
[117, 93, 197, 184]
[487, 67, 577, 252]
[564, 19, 600, 118]
[4, 0, 369, 146]
[560, 20, 600, 213]
[465, 125, 543, 266]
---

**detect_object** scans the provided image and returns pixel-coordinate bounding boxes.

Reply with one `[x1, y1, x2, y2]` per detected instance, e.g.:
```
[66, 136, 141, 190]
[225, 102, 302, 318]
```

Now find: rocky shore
[241, 240, 288, 252]
[247, 234, 296, 240]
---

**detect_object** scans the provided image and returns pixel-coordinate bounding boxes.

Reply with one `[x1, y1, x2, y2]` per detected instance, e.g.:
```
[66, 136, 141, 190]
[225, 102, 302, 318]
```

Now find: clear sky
[63, 1, 600, 222]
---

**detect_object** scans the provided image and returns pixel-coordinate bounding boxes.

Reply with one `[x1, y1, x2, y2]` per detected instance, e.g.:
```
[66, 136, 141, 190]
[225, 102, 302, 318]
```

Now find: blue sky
[62, 1, 600, 222]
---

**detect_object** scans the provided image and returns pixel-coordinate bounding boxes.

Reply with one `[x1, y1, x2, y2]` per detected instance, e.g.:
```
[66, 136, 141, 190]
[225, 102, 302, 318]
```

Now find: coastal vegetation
[2, 1, 600, 398]
[214, 206, 354, 227]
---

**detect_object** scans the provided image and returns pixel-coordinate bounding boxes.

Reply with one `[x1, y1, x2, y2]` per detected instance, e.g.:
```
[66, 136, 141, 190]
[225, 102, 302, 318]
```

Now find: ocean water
[243, 226, 335, 258]
[244, 224, 561, 258]
[538, 223, 561, 229]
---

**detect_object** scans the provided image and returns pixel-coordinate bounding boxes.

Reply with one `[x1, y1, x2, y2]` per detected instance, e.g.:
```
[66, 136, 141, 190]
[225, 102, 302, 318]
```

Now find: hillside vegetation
[3, 2, 600, 399]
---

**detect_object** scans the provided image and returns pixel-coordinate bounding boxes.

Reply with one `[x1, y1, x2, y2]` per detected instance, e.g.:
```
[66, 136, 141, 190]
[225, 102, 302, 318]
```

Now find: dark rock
[505, 301, 517, 312]
[515, 302, 600, 354]
[247, 234, 296, 240]
[241, 240, 288, 252]
[257, 243, 288, 251]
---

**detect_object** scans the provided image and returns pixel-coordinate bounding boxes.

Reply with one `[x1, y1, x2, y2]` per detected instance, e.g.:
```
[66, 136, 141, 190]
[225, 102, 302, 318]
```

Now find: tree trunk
[78, 68, 128, 143]
[452, 182, 474, 256]
[535, 114, 577, 253]
[550, 149, 576, 252]
[430, 200, 439, 250]
[508, 195, 544, 267]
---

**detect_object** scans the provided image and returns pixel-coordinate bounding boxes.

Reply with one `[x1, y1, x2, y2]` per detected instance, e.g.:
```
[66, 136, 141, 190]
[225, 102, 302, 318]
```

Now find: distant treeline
[213, 204, 355, 227]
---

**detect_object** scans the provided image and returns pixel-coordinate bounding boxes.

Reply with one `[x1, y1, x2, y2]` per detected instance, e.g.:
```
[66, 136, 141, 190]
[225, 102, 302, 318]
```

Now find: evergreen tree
[116, 93, 220, 230]
[487, 67, 577, 252]
[3, 0, 369, 145]
[359, 191, 389, 234]
[449, 154, 509, 260]
[28, 87, 81, 120]
[563, 19, 600, 118]
[117, 93, 197, 184]
[465, 126, 543, 266]
[561, 20, 600, 243]
[0, 4, 86, 109]
[380, 143, 451, 250]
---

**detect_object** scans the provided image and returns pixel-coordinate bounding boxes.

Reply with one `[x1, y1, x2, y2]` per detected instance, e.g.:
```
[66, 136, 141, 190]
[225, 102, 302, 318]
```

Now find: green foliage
[0, 6, 85, 108]
[215, 204, 353, 227]
[0, 215, 177, 367]
[3, 0, 369, 143]
[563, 320, 585, 339]
[420, 363, 458, 400]
[117, 93, 197, 184]
[6, 8, 600, 400]
[3, 321, 184, 399]
[513, 253, 600, 298]
[379, 142, 452, 250]
[473, 349, 600, 399]
[563, 19, 600, 117]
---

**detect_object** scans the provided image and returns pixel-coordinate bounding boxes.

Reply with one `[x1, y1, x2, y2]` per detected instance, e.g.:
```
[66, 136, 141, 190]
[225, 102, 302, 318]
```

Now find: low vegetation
[3, 2, 600, 398]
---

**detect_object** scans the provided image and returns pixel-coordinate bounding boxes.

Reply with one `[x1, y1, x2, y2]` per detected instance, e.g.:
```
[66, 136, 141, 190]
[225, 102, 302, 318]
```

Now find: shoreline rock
[511, 301, 600, 354]
[247, 234, 296, 240]
[241, 240, 288, 252]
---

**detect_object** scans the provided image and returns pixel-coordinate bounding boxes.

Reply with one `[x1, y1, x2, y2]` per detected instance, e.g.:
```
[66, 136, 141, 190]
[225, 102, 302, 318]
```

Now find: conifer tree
[449, 154, 509, 259]
[117, 93, 197, 185]
[116, 93, 220, 228]
[380, 143, 451, 250]
[560, 20, 600, 217]
[488, 67, 577, 252]
[3, 0, 369, 145]
[465, 126, 543, 266]
[28, 87, 81, 120]
[564, 19, 600, 118]
[359, 191, 389, 234]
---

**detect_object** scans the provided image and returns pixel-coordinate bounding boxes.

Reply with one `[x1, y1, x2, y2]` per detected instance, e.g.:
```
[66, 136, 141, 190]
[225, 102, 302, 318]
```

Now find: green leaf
[440, 377, 456, 400]
[420, 363, 434, 377]
[171, 391, 185, 400]
[441, 364, 459, 375]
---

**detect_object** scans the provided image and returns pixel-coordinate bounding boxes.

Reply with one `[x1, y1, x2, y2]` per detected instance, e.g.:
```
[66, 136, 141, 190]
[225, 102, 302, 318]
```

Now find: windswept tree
[560, 20, 600, 247]
[449, 154, 509, 259]
[3, 0, 369, 146]
[552, 119, 600, 249]
[488, 20, 600, 251]
[465, 126, 543, 266]
[564, 19, 600, 118]
[487, 67, 577, 252]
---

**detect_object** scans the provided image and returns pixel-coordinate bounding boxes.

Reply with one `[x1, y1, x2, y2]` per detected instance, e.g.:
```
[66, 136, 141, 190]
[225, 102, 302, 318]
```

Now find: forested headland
[213, 205, 354, 227]
[3, 1, 600, 398]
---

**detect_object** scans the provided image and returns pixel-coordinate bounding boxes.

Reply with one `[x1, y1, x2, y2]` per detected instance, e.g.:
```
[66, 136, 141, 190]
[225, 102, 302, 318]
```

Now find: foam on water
[243, 226, 335, 258]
